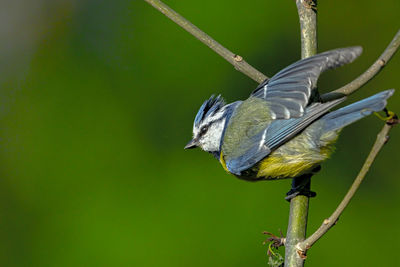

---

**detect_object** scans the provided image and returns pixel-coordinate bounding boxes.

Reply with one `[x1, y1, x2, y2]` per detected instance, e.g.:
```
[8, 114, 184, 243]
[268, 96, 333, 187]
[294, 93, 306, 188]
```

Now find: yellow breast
[256, 130, 338, 179]
[256, 153, 319, 179]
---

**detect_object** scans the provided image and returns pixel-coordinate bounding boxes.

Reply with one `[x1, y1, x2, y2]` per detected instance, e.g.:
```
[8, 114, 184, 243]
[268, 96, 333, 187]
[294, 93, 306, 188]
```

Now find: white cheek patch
[200, 117, 226, 152]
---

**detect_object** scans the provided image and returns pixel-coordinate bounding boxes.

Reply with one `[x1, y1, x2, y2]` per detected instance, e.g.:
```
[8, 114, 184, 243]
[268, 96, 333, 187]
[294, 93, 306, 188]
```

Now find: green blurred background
[0, 0, 399, 266]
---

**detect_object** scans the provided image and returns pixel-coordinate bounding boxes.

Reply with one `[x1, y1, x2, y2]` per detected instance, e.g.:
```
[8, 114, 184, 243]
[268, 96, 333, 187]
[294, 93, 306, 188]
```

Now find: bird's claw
[285, 174, 317, 202]
[285, 188, 316, 201]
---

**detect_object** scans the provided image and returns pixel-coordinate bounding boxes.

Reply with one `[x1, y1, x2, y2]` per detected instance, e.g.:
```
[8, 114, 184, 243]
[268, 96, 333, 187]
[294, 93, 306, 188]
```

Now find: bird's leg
[285, 172, 317, 201]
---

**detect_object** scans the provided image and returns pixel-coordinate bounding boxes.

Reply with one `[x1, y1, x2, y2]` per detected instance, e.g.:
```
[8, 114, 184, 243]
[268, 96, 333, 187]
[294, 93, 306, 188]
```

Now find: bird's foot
[303, 0, 317, 11]
[285, 174, 317, 202]
[285, 188, 316, 201]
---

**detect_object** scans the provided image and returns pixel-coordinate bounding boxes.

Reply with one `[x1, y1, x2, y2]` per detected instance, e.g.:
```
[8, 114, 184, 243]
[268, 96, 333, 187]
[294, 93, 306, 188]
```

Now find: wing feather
[251, 47, 362, 119]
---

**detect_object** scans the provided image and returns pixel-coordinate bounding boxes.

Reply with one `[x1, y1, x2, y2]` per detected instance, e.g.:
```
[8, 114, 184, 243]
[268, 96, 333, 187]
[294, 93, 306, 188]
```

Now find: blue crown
[194, 95, 225, 127]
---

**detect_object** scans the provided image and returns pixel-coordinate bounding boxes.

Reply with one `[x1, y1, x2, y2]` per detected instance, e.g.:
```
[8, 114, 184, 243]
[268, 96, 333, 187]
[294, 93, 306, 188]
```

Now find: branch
[284, 1, 317, 266]
[321, 29, 400, 101]
[144, 0, 268, 83]
[296, 0, 317, 58]
[297, 116, 399, 253]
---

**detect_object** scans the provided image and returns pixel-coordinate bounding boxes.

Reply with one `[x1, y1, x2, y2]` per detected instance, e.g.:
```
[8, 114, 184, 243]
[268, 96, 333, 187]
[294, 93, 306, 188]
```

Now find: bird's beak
[184, 139, 198, 149]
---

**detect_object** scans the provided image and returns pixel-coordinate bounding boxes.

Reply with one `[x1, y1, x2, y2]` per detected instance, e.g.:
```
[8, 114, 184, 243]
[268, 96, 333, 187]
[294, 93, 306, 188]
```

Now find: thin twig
[321, 29, 400, 101]
[284, 1, 317, 266]
[297, 118, 398, 253]
[144, 0, 268, 83]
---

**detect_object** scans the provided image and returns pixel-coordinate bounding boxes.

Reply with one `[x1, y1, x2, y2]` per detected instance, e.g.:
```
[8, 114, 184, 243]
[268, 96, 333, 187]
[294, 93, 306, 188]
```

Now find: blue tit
[185, 47, 394, 181]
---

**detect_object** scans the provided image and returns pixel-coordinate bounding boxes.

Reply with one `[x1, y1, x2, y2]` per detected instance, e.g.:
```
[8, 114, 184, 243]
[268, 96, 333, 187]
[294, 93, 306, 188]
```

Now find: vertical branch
[284, 179, 311, 267]
[297, 0, 317, 58]
[284, 1, 317, 266]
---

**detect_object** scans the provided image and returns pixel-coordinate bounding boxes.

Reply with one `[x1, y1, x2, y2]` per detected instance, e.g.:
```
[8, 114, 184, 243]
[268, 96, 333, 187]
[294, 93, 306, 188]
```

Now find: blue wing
[251, 47, 362, 119]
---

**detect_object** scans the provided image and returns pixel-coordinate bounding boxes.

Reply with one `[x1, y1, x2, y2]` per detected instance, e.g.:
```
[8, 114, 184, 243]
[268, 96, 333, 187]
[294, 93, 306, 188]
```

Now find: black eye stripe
[198, 117, 225, 137]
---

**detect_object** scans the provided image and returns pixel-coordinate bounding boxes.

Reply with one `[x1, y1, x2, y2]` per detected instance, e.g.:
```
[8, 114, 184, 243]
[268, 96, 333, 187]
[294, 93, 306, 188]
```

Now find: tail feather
[321, 89, 395, 132]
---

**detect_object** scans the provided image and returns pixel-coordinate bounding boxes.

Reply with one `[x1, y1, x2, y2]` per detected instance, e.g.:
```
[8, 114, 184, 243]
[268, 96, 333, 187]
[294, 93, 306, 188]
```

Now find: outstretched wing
[223, 97, 346, 176]
[251, 47, 362, 119]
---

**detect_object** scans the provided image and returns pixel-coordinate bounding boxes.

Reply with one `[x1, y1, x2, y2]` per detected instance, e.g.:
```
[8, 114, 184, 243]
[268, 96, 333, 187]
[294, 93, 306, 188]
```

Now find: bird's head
[185, 95, 227, 153]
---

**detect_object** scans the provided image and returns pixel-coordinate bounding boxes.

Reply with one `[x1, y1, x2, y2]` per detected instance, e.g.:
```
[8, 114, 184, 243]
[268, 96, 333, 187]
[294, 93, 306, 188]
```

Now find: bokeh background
[0, 0, 399, 266]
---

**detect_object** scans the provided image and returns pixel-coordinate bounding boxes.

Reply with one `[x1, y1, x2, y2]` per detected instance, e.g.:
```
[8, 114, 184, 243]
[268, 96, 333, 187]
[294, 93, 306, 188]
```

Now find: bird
[184, 47, 394, 184]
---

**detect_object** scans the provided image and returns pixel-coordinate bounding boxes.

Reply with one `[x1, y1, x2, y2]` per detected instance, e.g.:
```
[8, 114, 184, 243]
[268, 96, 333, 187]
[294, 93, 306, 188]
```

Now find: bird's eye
[200, 125, 208, 135]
